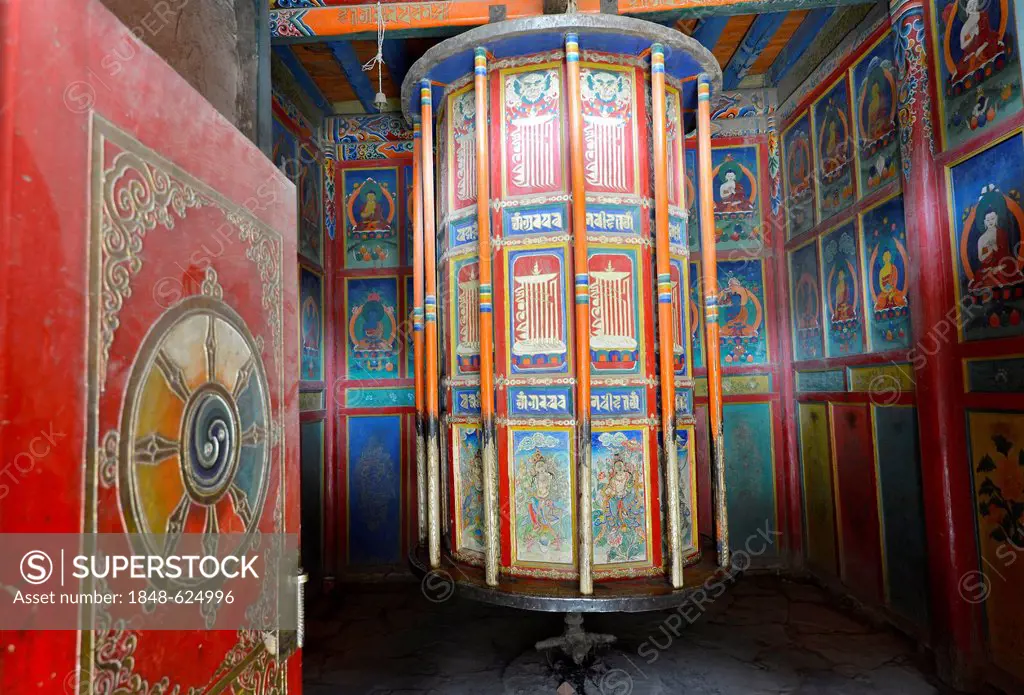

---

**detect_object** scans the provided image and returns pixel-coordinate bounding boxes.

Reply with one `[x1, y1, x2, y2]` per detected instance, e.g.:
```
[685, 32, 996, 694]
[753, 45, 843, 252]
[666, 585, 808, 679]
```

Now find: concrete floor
[303, 574, 942, 695]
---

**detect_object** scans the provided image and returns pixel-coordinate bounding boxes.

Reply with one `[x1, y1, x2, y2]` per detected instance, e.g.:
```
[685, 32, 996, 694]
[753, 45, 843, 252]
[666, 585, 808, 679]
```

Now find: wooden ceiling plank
[721, 11, 789, 89]
[271, 44, 332, 115]
[766, 7, 836, 84]
[328, 40, 380, 113]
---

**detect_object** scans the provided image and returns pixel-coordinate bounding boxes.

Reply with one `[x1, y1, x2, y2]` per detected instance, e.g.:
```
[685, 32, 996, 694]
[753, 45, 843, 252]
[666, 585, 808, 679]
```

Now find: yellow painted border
[826, 402, 848, 584]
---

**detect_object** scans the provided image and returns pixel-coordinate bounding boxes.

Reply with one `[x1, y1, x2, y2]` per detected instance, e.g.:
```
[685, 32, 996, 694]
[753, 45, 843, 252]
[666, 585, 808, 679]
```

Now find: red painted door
[0, 1, 301, 692]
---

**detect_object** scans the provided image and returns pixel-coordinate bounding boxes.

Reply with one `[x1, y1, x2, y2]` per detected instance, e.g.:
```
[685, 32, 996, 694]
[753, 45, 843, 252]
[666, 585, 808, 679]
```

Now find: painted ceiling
[272, 7, 864, 115]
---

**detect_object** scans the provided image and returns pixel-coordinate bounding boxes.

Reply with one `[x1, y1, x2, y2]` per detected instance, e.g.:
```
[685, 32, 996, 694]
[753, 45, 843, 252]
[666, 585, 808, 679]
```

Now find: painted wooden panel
[452, 424, 484, 556]
[851, 32, 900, 197]
[967, 410, 1024, 681]
[500, 64, 566, 199]
[711, 145, 763, 251]
[783, 111, 816, 239]
[510, 427, 575, 569]
[695, 404, 713, 539]
[689, 261, 706, 369]
[931, 0, 1023, 151]
[505, 245, 571, 374]
[581, 64, 641, 196]
[272, 116, 298, 180]
[821, 221, 867, 356]
[677, 425, 700, 559]
[872, 405, 928, 626]
[344, 276, 400, 379]
[342, 166, 401, 269]
[860, 193, 912, 351]
[946, 131, 1024, 341]
[300, 265, 324, 382]
[686, 148, 701, 252]
[300, 420, 325, 577]
[789, 240, 825, 361]
[798, 403, 838, 576]
[592, 428, 652, 569]
[723, 402, 778, 556]
[589, 246, 644, 374]
[346, 414, 403, 565]
[830, 403, 884, 603]
[813, 74, 857, 222]
[965, 356, 1024, 391]
[299, 143, 323, 265]
[718, 259, 770, 365]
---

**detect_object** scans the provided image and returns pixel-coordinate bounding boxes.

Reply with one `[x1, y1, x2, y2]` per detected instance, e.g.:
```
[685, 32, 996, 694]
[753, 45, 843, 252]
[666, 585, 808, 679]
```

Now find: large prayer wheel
[403, 14, 729, 606]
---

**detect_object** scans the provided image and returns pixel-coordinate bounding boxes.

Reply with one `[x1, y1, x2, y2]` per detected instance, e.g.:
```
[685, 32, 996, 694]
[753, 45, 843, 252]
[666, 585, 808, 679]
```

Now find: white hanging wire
[360, 0, 388, 111]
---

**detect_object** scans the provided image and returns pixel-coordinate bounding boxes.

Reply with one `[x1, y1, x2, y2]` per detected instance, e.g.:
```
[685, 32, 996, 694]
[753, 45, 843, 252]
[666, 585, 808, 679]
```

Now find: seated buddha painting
[937, 0, 1022, 150]
[948, 132, 1024, 341]
[853, 33, 900, 196]
[783, 112, 816, 239]
[862, 195, 912, 351]
[343, 167, 400, 269]
[813, 76, 857, 222]
[711, 147, 762, 252]
[822, 223, 865, 356]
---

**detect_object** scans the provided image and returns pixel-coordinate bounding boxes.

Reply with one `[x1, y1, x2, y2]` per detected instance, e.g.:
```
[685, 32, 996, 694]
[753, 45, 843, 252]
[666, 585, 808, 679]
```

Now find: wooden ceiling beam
[271, 44, 333, 115]
[327, 41, 379, 113]
[721, 12, 788, 89]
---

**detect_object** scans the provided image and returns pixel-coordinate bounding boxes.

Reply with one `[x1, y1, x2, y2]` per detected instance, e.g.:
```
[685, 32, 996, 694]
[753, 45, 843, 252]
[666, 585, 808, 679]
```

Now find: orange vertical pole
[413, 122, 426, 546]
[420, 79, 442, 568]
[697, 73, 729, 567]
[651, 44, 683, 588]
[474, 47, 499, 587]
[565, 32, 593, 595]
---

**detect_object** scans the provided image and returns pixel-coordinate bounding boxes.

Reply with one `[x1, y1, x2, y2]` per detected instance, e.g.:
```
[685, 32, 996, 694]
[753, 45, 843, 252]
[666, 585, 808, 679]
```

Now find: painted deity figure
[874, 250, 908, 311]
[867, 83, 890, 139]
[974, 207, 1024, 289]
[958, 0, 1002, 74]
[523, 450, 563, 551]
[354, 191, 386, 232]
[718, 171, 751, 212]
[594, 450, 645, 560]
[832, 270, 857, 321]
[720, 277, 759, 337]
[461, 447, 484, 547]
[302, 297, 320, 350]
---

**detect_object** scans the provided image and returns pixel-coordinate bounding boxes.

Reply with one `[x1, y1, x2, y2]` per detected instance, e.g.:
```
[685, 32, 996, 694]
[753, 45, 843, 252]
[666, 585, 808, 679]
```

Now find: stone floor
[303, 574, 944, 695]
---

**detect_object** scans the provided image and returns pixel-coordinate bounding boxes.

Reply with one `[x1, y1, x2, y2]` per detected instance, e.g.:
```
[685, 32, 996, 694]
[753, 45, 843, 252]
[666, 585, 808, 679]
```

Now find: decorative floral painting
[789, 240, 824, 361]
[967, 410, 1024, 681]
[813, 75, 857, 221]
[343, 167, 400, 269]
[592, 429, 649, 566]
[853, 32, 900, 196]
[821, 222, 866, 356]
[511, 428, 574, 566]
[861, 194, 911, 350]
[711, 146, 763, 251]
[453, 425, 484, 555]
[717, 259, 769, 365]
[347, 415, 402, 565]
[947, 131, 1024, 340]
[783, 112, 816, 239]
[933, 0, 1022, 150]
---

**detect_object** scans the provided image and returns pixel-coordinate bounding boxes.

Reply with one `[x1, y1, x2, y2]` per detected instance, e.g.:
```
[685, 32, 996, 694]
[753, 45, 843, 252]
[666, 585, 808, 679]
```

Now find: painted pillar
[889, 0, 981, 682]
[696, 72, 730, 567]
[413, 122, 426, 545]
[474, 47, 500, 587]
[565, 32, 594, 595]
[652, 43, 684, 588]
[420, 79, 442, 568]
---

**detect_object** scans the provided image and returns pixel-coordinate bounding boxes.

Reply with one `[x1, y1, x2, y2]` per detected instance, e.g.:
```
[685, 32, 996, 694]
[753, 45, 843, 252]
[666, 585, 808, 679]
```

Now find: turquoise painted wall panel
[347, 415, 403, 565]
[723, 402, 778, 556]
[873, 406, 929, 627]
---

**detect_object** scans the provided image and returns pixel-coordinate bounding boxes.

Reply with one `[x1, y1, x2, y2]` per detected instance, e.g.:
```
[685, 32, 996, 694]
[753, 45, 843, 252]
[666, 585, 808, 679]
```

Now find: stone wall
[101, 0, 259, 141]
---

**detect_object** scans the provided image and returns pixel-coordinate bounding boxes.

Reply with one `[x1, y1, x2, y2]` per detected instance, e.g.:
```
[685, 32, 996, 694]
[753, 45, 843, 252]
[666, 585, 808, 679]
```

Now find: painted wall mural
[689, 261, 705, 369]
[717, 259, 769, 365]
[783, 112, 816, 239]
[511, 427, 575, 567]
[592, 428, 650, 567]
[501, 65, 565, 198]
[861, 194, 911, 351]
[947, 131, 1024, 341]
[789, 240, 824, 361]
[676, 426, 698, 558]
[968, 410, 1024, 681]
[853, 32, 901, 196]
[272, 118, 297, 181]
[342, 167, 400, 269]
[347, 414, 403, 565]
[813, 75, 857, 222]
[300, 265, 324, 382]
[588, 247, 642, 373]
[345, 277, 399, 379]
[299, 144, 323, 265]
[685, 148, 701, 251]
[932, 0, 1022, 151]
[711, 145, 762, 251]
[821, 222, 866, 356]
